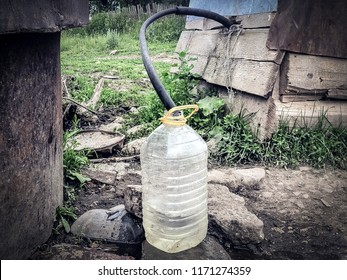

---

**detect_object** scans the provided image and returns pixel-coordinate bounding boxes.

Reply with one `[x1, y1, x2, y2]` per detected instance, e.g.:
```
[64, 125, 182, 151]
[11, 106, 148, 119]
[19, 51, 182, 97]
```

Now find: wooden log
[78, 78, 104, 114]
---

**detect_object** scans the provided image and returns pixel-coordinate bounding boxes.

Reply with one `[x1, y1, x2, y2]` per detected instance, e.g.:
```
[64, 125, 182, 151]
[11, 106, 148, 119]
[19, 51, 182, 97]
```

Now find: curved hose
[140, 7, 233, 110]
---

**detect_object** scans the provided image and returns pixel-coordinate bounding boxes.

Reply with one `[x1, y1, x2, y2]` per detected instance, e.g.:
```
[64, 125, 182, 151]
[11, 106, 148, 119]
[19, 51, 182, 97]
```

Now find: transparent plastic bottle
[140, 105, 208, 253]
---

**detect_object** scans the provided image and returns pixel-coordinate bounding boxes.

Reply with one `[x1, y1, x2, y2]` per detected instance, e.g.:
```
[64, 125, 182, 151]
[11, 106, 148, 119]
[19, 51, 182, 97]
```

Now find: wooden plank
[236, 13, 276, 29]
[203, 56, 228, 87]
[185, 12, 276, 30]
[175, 30, 194, 53]
[214, 28, 285, 64]
[327, 88, 347, 100]
[186, 30, 220, 56]
[232, 60, 279, 98]
[280, 93, 325, 103]
[275, 100, 347, 128]
[284, 53, 347, 92]
[267, 0, 347, 58]
[203, 57, 279, 98]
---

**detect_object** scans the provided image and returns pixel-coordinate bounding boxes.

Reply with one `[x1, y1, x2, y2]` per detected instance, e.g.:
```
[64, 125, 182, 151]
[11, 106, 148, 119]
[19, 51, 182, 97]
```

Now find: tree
[89, 0, 189, 13]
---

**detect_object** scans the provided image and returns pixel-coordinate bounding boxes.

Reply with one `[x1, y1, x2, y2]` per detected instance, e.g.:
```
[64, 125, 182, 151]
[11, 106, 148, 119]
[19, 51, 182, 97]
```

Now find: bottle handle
[160, 104, 199, 126]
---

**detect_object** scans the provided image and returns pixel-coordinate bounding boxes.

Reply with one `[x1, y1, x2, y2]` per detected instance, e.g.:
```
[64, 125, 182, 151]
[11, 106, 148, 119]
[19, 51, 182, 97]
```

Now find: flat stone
[99, 120, 123, 131]
[208, 169, 236, 186]
[71, 206, 144, 244]
[142, 235, 230, 260]
[127, 125, 144, 135]
[71, 130, 125, 153]
[122, 137, 146, 155]
[208, 184, 264, 245]
[82, 162, 139, 192]
[233, 168, 266, 188]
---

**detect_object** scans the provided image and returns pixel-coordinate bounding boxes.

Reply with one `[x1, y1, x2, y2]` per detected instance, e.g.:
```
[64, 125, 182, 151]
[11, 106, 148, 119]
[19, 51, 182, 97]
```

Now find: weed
[262, 114, 347, 169]
[54, 205, 78, 234]
[212, 110, 262, 165]
[63, 118, 90, 185]
[56, 118, 90, 234]
[147, 15, 186, 43]
[106, 29, 120, 50]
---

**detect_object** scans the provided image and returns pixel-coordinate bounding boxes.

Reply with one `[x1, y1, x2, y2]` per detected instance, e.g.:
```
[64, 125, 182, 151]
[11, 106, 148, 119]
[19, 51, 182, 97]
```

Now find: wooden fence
[121, 3, 177, 18]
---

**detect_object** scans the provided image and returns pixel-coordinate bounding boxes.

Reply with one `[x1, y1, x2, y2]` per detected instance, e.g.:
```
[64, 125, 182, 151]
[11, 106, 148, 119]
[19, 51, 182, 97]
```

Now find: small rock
[208, 169, 234, 185]
[129, 107, 139, 114]
[100, 120, 122, 131]
[109, 50, 118, 55]
[122, 137, 146, 155]
[124, 185, 143, 219]
[296, 200, 305, 209]
[233, 168, 266, 188]
[142, 235, 231, 260]
[208, 168, 239, 191]
[71, 206, 145, 245]
[127, 125, 144, 135]
[320, 198, 331, 207]
[271, 227, 285, 234]
[299, 166, 312, 172]
[262, 191, 273, 198]
[208, 184, 264, 245]
[323, 186, 334, 193]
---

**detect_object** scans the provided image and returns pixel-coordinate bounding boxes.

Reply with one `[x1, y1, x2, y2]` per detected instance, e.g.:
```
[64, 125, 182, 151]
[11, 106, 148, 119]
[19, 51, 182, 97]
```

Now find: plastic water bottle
[140, 105, 208, 253]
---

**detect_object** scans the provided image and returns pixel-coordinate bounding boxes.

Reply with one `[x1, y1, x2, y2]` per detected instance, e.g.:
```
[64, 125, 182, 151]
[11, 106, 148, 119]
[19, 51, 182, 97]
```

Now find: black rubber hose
[140, 7, 233, 110]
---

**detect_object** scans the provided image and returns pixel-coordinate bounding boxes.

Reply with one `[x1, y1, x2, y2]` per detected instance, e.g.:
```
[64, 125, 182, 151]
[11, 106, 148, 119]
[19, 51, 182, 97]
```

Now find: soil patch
[31, 160, 347, 260]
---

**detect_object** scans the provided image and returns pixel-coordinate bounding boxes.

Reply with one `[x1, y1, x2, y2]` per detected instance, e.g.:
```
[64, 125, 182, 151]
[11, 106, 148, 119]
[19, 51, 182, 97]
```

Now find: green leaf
[69, 171, 91, 184]
[61, 216, 71, 233]
[198, 96, 225, 116]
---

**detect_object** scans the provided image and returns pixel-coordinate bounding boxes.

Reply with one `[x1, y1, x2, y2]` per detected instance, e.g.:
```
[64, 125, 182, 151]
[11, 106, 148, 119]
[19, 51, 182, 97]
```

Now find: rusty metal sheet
[267, 0, 347, 58]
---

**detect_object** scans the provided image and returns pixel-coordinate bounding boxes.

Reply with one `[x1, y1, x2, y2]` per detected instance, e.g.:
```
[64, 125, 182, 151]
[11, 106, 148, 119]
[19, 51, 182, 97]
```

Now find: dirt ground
[31, 158, 347, 260]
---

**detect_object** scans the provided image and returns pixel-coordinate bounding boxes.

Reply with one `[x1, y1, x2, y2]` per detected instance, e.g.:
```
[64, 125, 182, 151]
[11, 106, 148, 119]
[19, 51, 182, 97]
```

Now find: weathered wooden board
[282, 53, 347, 93]
[275, 100, 347, 128]
[327, 89, 347, 100]
[214, 28, 284, 63]
[203, 57, 279, 98]
[186, 29, 220, 56]
[267, 0, 347, 58]
[175, 30, 194, 53]
[203, 56, 229, 87]
[231, 60, 279, 98]
[280, 93, 325, 103]
[186, 12, 276, 30]
[187, 55, 209, 77]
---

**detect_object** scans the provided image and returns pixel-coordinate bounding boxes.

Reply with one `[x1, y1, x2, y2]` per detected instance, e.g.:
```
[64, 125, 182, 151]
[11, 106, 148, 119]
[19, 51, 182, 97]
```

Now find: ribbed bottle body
[140, 123, 208, 253]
